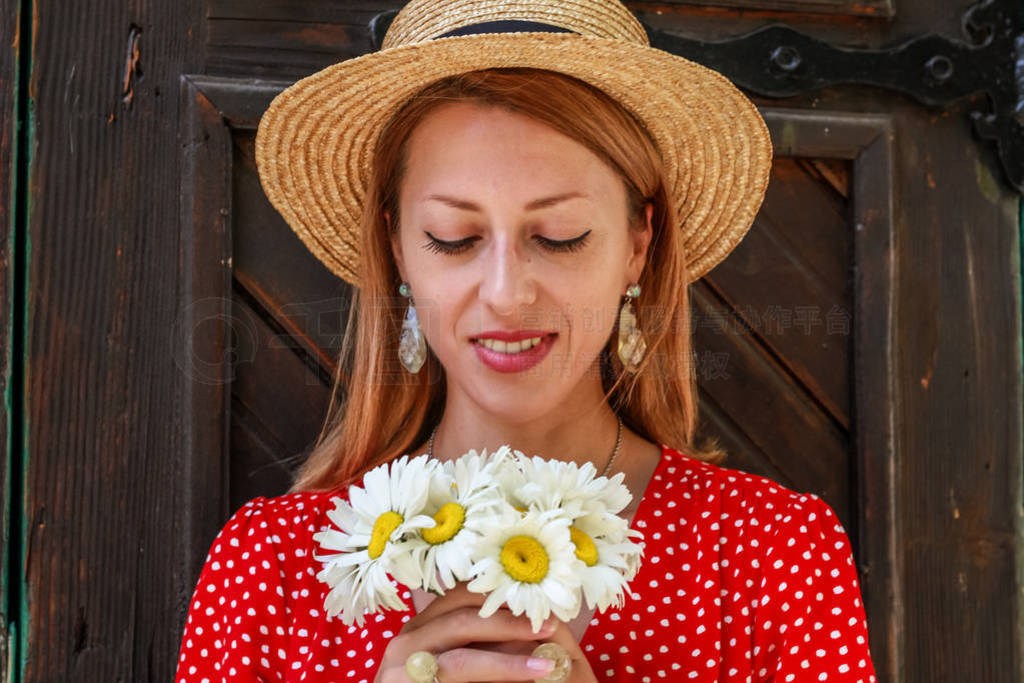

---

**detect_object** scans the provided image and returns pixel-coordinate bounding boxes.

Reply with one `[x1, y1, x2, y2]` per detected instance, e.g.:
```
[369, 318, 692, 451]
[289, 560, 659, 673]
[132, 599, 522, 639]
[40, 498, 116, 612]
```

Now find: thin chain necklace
[427, 415, 624, 477]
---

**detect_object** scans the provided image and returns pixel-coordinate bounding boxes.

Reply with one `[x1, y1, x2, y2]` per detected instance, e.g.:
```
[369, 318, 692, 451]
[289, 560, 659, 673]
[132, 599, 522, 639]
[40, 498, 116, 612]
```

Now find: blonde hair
[289, 68, 724, 493]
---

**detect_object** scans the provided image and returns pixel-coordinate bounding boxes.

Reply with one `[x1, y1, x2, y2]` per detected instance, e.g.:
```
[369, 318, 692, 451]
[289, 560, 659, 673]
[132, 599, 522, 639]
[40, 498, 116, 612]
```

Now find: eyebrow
[425, 191, 588, 212]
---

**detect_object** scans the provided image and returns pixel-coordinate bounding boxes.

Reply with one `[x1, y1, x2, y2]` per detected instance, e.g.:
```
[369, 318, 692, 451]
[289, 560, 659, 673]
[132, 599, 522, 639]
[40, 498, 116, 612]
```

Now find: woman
[176, 1, 878, 681]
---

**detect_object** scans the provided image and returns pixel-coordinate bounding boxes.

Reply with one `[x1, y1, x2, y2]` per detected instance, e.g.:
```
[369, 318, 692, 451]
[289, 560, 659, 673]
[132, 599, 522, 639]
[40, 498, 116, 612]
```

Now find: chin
[463, 376, 566, 422]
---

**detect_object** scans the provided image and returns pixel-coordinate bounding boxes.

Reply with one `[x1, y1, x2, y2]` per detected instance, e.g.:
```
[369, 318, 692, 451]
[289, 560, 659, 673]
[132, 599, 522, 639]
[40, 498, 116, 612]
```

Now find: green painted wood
[3, 0, 31, 681]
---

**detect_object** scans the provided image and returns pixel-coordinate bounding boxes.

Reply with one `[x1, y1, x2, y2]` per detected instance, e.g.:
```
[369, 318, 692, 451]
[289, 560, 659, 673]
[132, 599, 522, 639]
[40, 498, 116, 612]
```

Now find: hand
[532, 619, 598, 683]
[374, 583, 564, 682]
[474, 619, 600, 683]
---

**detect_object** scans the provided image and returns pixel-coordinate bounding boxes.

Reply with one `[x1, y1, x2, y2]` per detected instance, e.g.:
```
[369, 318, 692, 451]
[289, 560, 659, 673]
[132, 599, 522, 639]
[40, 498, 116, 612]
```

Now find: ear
[386, 210, 407, 282]
[626, 202, 654, 283]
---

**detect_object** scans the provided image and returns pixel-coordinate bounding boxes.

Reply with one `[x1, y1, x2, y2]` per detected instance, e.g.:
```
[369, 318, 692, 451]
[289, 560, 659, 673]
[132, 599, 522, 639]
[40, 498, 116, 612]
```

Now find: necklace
[427, 415, 624, 476]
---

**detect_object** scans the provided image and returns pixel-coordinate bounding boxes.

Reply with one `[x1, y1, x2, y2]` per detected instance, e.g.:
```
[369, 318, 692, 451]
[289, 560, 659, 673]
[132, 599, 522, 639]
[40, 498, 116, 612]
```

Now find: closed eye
[423, 230, 592, 255]
[536, 230, 592, 253]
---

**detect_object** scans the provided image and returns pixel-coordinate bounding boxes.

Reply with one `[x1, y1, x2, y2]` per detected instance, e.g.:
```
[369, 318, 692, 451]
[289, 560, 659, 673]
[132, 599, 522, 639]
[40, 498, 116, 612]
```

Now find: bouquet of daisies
[312, 447, 645, 632]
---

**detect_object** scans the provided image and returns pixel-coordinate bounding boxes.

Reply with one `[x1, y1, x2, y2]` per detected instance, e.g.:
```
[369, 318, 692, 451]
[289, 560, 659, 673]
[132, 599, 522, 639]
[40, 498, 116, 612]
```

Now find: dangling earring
[617, 283, 646, 373]
[398, 281, 426, 374]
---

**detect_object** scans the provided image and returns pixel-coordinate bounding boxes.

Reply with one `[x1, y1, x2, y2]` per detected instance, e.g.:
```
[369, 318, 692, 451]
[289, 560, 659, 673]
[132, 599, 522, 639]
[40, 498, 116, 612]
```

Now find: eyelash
[423, 230, 592, 255]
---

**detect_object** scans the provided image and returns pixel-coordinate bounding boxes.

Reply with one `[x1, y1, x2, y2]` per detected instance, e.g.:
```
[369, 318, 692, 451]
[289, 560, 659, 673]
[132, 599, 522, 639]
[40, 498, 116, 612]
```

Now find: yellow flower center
[570, 526, 599, 567]
[500, 535, 549, 583]
[368, 511, 403, 559]
[421, 502, 466, 545]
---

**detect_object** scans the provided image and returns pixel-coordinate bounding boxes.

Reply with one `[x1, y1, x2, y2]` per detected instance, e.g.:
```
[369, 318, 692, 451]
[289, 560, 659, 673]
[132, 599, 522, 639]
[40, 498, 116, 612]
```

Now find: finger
[403, 584, 486, 632]
[404, 607, 558, 653]
[535, 622, 593, 680]
[436, 647, 556, 682]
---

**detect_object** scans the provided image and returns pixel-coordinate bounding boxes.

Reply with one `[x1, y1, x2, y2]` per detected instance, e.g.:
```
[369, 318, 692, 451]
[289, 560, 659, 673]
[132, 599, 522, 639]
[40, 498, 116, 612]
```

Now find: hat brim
[254, 32, 773, 286]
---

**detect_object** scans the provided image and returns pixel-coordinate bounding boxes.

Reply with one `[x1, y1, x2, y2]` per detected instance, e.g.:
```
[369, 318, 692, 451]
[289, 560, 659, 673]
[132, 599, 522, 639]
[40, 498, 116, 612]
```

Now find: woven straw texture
[254, 0, 772, 287]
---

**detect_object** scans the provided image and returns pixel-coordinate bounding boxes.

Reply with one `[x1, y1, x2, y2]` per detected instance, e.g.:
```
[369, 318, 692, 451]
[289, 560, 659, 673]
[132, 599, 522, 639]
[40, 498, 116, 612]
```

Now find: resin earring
[398, 281, 426, 374]
[617, 282, 646, 372]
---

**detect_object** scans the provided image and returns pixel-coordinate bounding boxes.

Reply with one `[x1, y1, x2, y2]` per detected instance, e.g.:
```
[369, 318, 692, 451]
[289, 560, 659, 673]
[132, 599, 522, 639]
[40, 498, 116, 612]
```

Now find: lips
[471, 333, 558, 374]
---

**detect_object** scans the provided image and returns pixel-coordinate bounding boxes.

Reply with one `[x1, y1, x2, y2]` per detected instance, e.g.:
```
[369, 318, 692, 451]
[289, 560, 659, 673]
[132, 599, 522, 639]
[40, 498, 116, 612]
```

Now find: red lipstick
[470, 331, 558, 373]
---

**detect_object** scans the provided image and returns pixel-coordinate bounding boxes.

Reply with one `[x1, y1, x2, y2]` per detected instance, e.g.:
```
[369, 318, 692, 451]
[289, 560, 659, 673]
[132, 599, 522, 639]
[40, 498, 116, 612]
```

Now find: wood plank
[706, 156, 853, 425]
[229, 396, 295, 513]
[208, 18, 368, 55]
[761, 108, 903, 679]
[887, 96, 1022, 683]
[691, 281, 852, 525]
[229, 286, 332, 454]
[228, 293, 332, 510]
[696, 388, 798, 490]
[0, 0, 19, 673]
[649, 0, 894, 17]
[231, 132, 353, 378]
[23, 2, 205, 679]
[208, 0, 396, 22]
[177, 75, 233, 629]
[205, 46, 348, 80]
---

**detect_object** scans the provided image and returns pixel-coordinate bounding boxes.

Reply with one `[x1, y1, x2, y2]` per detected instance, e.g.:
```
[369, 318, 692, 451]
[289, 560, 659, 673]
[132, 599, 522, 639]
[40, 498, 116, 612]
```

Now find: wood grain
[706, 157, 853, 426]
[23, 2, 205, 679]
[228, 289, 333, 511]
[649, 0, 894, 17]
[0, 0, 19, 674]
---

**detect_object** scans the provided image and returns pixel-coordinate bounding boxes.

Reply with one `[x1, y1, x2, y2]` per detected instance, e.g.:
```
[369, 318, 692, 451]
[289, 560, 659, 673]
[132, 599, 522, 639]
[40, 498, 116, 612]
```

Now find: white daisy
[490, 446, 530, 509]
[312, 454, 437, 626]
[402, 447, 508, 593]
[514, 454, 631, 521]
[569, 515, 645, 611]
[513, 454, 644, 612]
[467, 504, 585, 632]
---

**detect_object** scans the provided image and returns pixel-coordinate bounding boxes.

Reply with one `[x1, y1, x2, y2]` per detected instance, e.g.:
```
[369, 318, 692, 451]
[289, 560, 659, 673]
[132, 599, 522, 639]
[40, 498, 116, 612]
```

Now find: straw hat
[254, 0, 773, 287]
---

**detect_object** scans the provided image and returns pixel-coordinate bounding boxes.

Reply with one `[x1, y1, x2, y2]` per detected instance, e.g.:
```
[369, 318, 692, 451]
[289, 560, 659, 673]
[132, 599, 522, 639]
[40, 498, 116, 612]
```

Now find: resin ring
[532, 642, 572, 682]
[404, 650, 439, 683]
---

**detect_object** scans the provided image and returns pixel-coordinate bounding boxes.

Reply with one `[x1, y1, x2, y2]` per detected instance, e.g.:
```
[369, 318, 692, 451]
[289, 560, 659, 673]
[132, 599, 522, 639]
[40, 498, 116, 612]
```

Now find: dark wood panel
[761, 109, 902, 680]
[209, 0, 396, 22]
[653, 0, 894, 17]
[886, 97, 1022, 683]
[706, 157, 853, 426]
[696, 387, 797, 489]
[205, 2, 388, 76]
[228, 292, 332, 510]
[692, 281, 851, 523]
[178, 75, 233, 632]
[7, 0, 1016, 679]
[177, 73, 1024, 682]
[205, 46, 348, 79]
[22, 2, 206, 680]
[208, 19, 366, 54]
[231, 133, 352, 376]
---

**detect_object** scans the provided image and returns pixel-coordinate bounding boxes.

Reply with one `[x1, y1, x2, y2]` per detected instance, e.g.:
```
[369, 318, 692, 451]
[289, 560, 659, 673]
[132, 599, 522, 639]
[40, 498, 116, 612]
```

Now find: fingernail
[527, 657, 554, 674]
[540, 617, 557, 633]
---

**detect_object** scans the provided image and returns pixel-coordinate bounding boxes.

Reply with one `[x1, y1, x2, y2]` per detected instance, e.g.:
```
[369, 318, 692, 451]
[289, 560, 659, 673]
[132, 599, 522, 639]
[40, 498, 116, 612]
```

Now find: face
[390, 101, 652, 422]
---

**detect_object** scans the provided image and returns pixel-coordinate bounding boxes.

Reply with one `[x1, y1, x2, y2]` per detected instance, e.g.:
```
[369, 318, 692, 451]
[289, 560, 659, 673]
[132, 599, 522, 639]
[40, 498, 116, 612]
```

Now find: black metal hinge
[645, 0, 1024, 193]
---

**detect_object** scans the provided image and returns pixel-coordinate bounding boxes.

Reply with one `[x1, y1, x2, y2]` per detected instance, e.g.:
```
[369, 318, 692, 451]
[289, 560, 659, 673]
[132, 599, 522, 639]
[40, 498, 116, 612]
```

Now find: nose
[478, 234, 536, 316]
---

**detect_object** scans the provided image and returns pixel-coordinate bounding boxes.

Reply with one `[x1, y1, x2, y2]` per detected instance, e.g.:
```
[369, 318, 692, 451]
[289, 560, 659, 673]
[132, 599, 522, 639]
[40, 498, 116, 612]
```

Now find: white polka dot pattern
[175, 446, 878, 681]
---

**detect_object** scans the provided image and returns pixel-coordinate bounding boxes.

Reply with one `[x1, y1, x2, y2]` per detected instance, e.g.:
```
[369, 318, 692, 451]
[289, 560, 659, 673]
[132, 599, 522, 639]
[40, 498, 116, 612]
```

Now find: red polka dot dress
[175, 445, 878, 682]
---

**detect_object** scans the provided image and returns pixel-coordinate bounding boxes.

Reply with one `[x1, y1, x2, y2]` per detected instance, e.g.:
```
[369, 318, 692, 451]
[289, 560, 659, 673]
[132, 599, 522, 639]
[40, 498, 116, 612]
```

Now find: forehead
[400, 101, 623, 200]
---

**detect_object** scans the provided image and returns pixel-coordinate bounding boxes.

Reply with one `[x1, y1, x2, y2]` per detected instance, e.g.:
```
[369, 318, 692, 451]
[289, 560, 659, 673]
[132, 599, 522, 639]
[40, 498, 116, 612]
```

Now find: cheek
[567, 287, 621, 345]
[406, 275, 467, 351]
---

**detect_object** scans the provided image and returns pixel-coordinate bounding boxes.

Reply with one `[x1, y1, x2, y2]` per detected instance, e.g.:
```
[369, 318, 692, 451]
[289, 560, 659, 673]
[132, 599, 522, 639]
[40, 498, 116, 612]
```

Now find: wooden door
[5, 0, 1021, 680]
